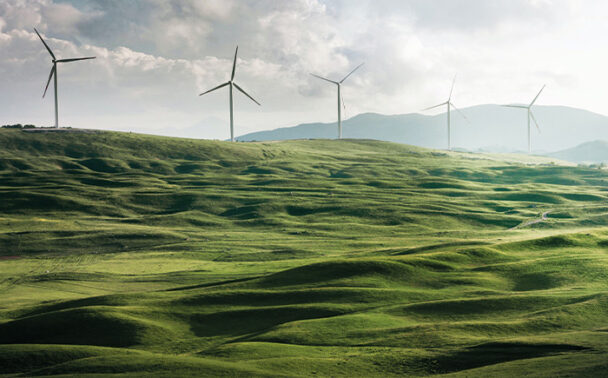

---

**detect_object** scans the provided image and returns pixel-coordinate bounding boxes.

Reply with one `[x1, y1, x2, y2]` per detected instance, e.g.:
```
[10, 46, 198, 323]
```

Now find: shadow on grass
[430, 342, 589, 374]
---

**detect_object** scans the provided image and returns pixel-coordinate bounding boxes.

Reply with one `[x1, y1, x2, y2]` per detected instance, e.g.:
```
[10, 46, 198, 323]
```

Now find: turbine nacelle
[310, 63, 364, 87]
[310, 63, 365, 139]
[502, 85, 546, 153]
[198, 46, 261, 142]
[421, 76, 469, 151]
[34, 27, 96, 127]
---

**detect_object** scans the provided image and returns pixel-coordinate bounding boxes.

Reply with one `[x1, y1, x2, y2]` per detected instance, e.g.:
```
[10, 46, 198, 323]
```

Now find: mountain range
[547, 140, 608, 164]
[235, 105, 608, 155]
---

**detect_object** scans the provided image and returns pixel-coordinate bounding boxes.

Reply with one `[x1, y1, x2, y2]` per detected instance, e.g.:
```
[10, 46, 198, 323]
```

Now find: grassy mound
[0, 307, 173, 347]
[2, 129, 608, 376]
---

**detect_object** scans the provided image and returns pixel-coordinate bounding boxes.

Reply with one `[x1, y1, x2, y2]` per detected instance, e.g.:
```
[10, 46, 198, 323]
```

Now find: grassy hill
[2, 129, 608, 376]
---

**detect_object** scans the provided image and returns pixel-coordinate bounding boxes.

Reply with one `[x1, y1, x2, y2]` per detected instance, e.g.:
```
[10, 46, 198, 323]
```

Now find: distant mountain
[548, 140, 608, 164]
[236, 105, 608, 152]
[129, 116, 228, 140]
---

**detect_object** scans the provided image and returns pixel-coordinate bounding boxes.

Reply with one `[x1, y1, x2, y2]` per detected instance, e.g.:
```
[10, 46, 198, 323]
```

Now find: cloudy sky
[1, 0, 607, 139]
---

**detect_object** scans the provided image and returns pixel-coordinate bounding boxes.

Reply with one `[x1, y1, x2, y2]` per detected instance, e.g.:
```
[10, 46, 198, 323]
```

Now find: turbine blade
[56, 57, 96, 63]
[42, 65, 55, 98]
[530, 111, 541, 133]
[450, 102, 470, 124]
[422, 102, 448, 111]
[34, 28, 55, 60]
[448, 75, 457, 100]
[310, 73, 338, 85]
[233, 82, 261, 106]
[340, 63, 364, 83]
[502, 104, 529, 109]
[199, 81, 229, 96]
[530, 84, 546, 106]
[231, 46, 238, 81]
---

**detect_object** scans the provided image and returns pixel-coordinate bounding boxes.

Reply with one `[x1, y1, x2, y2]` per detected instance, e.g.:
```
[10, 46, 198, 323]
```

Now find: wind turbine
[199, 46, 260, 142]
[502, 85, 545, 154]
[423, 76, 468, 151]
[34, 28, 96, 128]
[310, 63, 364, 139]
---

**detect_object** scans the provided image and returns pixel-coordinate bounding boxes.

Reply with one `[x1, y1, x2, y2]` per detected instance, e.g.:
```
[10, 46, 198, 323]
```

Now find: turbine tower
[199, 46, 260, 142]
[310, 63, 364, 139]
[502, 85, 545, 154]
[423, 76, 468, 151]
[34, 28, 96, 128]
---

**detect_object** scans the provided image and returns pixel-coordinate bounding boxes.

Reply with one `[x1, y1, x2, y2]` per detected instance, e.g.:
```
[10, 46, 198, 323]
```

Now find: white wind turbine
[423, 76, 469, 151]
[199, 46, 260, 142]
[502, 85, 545, 154]
[310, 63, 364, 139]
[34, 28, 96, 128]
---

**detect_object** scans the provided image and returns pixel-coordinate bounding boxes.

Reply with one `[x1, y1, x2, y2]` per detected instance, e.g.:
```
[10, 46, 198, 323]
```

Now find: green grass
[2, 128, 608, 376]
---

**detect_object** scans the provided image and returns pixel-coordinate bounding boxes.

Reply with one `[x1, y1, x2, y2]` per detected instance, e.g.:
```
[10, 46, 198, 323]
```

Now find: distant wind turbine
[423, 76, 469, 151]
[199, 46, 260, 142]
[34, 28, 96, 128]
[310, 63, 364, 139]
[502, 85, 545, 154]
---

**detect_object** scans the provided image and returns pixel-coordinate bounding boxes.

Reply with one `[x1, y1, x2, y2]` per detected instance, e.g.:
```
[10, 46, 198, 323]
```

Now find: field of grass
[2, 128, 608, 376]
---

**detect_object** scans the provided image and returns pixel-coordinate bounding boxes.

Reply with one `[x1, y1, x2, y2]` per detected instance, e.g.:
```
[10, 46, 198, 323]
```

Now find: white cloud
[0, 0, 102, 36]
[189, 0, 235, 20]
[1, 0, 608, 138]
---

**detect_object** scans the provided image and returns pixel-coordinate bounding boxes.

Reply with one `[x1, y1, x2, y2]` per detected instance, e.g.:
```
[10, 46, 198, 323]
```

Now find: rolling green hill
[2, 128, 608, 376]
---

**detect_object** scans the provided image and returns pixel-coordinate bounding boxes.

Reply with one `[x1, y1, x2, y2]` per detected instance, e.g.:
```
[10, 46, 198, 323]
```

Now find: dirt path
[510, 211, 551, 230]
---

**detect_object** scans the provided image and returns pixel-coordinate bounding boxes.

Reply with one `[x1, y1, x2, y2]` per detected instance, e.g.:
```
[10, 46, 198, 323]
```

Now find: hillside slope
[2, 129, 608, 376]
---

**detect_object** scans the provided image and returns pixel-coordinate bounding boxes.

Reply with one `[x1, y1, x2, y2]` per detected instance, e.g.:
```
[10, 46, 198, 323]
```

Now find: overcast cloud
[1, 0, 607, 139]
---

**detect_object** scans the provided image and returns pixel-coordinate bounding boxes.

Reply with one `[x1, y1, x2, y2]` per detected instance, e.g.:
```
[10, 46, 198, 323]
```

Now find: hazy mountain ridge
[549, 140, 608, 164]
[236, 105, 608, 153]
